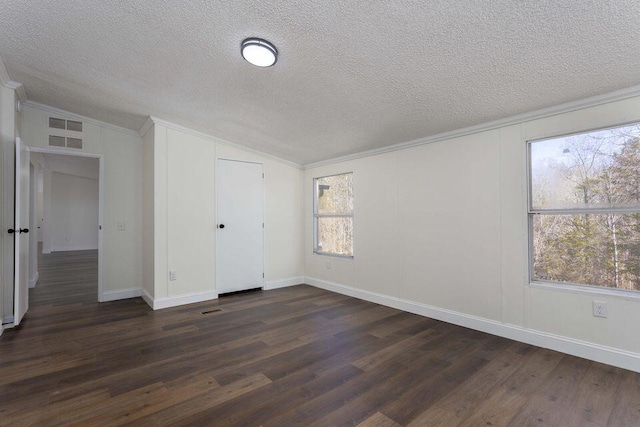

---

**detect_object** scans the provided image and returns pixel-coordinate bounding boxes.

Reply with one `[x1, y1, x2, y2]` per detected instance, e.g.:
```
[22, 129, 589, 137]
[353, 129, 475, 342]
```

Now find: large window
[528, 123, 640, 292]
[314, 173, 353, 257]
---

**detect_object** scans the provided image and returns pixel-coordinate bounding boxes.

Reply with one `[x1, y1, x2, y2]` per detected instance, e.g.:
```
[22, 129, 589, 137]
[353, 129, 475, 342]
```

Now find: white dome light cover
[241, 38, 278, 67]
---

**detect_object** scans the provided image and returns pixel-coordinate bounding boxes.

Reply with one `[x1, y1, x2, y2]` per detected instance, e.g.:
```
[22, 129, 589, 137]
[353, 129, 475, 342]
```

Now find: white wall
[50, 172, 99, 251]
[143, 120, 304, 309]
[21, 104, 143, 300]
[305, 95, 640, 372]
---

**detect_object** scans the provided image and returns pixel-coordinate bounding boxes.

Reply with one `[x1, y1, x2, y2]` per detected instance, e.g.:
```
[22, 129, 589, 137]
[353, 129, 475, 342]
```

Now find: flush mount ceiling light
[241, 38, 278, 67]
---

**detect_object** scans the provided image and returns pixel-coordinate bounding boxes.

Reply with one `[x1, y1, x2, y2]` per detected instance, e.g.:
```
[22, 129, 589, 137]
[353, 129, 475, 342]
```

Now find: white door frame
[215, 158, 265, 294]
[27, 146, 105, 302]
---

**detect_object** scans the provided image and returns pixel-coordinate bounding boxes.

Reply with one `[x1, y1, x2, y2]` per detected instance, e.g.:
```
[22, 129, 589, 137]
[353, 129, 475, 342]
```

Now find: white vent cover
[66, 137, 83, 149]
[48, 135, 65, 147]
[48, 135, 83, 149]
[48, 117, 83, 132]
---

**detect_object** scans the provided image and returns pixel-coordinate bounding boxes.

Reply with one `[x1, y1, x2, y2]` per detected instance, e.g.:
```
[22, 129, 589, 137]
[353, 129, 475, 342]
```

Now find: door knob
[7, 229, 15, 234]
[20, 228, 29, 233]
[218, 224, 225, 229]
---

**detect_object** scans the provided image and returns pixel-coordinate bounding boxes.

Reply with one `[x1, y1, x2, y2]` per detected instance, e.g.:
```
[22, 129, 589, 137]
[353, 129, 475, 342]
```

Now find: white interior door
[216, 159, 264, 294]
[14, 137, 30, 325]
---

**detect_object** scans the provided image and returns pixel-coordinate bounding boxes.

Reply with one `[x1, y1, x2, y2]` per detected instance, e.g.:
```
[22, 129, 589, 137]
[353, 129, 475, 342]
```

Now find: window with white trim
[314, 173, 353, 257]
[528, 123, 640, 292]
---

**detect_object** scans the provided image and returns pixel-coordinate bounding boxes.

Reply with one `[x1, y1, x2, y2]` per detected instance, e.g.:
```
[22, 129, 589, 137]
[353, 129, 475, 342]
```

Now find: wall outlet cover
[593, 301, 608, 318]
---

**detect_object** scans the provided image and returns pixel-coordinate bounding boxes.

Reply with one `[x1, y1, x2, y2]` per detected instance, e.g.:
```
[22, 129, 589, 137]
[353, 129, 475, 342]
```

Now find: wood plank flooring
[1, 250, 639, 426]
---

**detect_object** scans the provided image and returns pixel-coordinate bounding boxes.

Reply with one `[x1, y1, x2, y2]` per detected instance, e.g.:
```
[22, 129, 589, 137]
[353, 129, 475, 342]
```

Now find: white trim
[138, 116, 154, 138]
[51, 245, 99, 252]
[264, 276, 304, 290]
[305, 277, 640, 373]
[145, 290, 219, 310]
[6, 81, 27, 104]
[24, 101, 140, 137]
[303, 84, 640, 169]
[29, 272, 39, 289]
[0, 54, 10, 87]
[2, 315, 15, 326]
[146, 116, 302, 169]
[101, 288, 142, 302]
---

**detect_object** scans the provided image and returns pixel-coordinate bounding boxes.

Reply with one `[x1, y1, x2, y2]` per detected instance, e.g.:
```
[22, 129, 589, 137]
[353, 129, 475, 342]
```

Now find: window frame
[526, 123, 640, 296]
[313, 172, 354, 259]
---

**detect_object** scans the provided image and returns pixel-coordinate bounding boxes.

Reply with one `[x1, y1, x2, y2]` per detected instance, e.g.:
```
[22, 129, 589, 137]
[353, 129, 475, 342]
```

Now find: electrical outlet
[117, 222, 126, 231]
[593, 301, 608, 318]
[169, 271, 177, 281]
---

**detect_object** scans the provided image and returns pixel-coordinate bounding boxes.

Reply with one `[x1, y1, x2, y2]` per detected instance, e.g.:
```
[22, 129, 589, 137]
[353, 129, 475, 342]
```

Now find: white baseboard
[144, 290, 218, 310]
[101, 288, 142, 302]
[52, 245, 98, 252]
[305, 277, 640, 373]
[29, 272, 39, 288]
[264, 276, 305, 290]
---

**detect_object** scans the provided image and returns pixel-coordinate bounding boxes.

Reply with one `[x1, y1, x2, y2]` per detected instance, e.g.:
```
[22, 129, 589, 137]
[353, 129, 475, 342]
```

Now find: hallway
[31, 247, 98, 307]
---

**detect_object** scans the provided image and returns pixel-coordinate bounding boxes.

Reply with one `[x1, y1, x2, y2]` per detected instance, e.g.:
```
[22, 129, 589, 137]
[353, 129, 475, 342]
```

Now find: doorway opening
[28, 149, 103, 307]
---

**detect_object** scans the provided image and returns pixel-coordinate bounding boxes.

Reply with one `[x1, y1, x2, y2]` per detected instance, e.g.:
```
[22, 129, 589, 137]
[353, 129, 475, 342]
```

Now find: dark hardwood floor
[1, 249, 639, 426]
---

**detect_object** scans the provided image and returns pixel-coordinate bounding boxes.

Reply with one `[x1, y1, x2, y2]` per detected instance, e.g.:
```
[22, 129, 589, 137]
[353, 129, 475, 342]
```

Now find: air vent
[66, 120, 83, 132]
[66, 137, 83, 149]
[48, 136, 83, 149]
[48, 117, 83, 132]
[49, 117, 66, 130]
[48, 135, 66, 147]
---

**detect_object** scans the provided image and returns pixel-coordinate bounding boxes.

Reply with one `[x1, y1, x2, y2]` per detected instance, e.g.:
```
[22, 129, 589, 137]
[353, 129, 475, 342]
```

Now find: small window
[314, 173, 354, 257]
[528, 123, 640, 292]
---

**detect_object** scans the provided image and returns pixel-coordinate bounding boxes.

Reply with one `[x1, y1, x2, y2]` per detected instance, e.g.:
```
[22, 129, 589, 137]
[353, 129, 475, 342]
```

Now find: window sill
[528, 280, 640, 301]
[313, 251, 354, 260]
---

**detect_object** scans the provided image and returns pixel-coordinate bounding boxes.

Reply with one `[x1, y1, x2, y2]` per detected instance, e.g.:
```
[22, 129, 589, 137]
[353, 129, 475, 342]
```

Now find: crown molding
[138, 116, 154, 138]
[8, 82, 28, 103]
[303, 84, 640, 169]
[6, 81, 28, 104]
[144, 116, 303, 169]
[24, 101, 141, 138]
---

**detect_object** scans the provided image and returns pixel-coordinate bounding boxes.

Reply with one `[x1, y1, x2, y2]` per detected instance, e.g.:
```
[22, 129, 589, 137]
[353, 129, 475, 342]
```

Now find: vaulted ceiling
[1, 1, 640, 164]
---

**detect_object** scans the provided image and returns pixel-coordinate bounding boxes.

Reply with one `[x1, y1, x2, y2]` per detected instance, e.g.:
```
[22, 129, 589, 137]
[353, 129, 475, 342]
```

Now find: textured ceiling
[1, 1, 640, 164]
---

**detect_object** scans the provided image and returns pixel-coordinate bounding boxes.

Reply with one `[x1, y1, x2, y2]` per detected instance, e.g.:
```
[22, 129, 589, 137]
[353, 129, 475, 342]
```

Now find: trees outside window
[314, 173, 353, 257]
[529, 123, 640, 291]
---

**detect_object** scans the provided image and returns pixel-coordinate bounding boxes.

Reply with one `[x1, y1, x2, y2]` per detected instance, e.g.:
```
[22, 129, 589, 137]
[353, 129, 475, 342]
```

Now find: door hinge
[262, 222, 264, 228]
[262, 173, 264, 178]
[263, 273, 264, 278]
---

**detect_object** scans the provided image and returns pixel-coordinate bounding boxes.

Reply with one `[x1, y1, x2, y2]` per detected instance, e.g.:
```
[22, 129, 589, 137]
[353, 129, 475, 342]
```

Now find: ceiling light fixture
[241, 38, 278, 67]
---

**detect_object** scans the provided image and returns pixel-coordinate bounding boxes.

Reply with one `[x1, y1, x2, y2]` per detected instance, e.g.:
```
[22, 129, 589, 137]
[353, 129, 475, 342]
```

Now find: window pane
[530, 124, 640, 210]
[317, 217, 353, 256]
[316, 173, 353, 214]
[532, 213, 640, 291]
